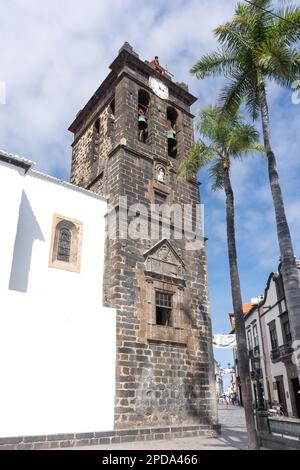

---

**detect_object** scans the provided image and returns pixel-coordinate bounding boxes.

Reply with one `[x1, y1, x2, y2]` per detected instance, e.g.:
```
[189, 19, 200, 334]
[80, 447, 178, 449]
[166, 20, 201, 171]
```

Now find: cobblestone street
[63, 406, 248, 451]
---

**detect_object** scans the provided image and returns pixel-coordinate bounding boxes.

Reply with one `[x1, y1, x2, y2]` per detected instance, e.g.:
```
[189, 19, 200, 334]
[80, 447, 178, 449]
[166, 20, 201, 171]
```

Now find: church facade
[0, 44, 218, 449]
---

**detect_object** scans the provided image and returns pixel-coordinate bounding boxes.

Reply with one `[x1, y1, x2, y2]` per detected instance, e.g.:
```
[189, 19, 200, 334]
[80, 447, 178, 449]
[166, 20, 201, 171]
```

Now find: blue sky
[1, 0, 300, 377]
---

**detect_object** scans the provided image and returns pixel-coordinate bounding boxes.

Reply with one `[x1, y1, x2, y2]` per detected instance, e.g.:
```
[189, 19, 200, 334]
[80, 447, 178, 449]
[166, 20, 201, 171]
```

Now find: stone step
[0, 423, 221, 450]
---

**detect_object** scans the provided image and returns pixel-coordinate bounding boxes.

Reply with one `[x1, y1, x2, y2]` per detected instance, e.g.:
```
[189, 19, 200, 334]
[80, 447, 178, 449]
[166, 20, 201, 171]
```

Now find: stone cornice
[68, 48, 197, 134]
[68, 70, 117, 134]
[109, 49, 197, 106]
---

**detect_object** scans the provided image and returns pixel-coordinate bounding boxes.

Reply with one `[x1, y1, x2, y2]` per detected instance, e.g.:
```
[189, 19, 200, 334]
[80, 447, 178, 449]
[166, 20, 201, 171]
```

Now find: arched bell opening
[166, 107, 178, 158]
[91, 117, 101, 163]
[94, 118, 100, 135]
[109, 99, 115, 116]
[108, 98, 115, 138]
[138, 89, 150, 143]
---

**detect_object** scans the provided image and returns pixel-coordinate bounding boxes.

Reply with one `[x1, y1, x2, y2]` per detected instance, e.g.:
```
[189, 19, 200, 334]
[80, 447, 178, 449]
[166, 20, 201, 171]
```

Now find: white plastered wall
[0, 163, 116, 437]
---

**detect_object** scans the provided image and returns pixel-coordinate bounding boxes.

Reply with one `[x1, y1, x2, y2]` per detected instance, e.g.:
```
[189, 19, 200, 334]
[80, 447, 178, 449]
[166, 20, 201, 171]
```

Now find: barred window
[156, 291, 172, 326]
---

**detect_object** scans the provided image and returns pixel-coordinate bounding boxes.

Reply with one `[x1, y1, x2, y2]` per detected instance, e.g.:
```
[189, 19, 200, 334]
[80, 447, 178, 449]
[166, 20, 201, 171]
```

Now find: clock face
[149, 77, 169, 100]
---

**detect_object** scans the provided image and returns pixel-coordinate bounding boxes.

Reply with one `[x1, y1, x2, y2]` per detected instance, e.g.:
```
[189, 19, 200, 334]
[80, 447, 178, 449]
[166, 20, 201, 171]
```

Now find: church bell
[138, 109, 148, 130]
[166, 129, 176, 145]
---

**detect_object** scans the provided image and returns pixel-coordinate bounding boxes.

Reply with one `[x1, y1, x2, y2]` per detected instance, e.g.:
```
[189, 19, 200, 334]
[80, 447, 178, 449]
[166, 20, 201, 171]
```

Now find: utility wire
[243, 0, 299, 24]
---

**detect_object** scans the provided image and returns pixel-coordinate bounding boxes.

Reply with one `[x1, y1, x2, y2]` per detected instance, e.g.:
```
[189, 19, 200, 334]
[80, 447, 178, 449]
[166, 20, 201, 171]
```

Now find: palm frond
[256, 40, 300, 85]
[229, 123, 264, 156]
[270, 6, 300, 46]
[219, 71, 252, 116]
[214, 21, 254, 54]
[245, 72, 260, 120]
[177, 142, 215, 179]
[209, 161, 225, 192]
[243, 0, 273, 14]
[180, 105, 263, 192]
[248, 143, 266, 155]
[190, 50, 238, 79]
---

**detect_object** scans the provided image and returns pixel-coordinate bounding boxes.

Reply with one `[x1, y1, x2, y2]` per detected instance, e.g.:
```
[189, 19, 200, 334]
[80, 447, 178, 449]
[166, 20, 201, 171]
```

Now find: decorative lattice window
[49, 215, 82, 273]
[57, 227, 72, 262]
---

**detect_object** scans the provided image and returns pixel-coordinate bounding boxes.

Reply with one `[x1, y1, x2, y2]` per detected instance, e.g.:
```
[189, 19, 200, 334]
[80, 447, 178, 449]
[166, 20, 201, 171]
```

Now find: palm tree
[191, 0, 300, 379]
[179, 105, 264, 450]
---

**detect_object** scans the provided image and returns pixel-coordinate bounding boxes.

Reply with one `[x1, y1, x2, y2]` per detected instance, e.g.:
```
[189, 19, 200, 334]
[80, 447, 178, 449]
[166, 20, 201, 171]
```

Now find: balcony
[250, 369, 263, 380]
[270, 343, 293, 362]
[249, 345, 260, 359]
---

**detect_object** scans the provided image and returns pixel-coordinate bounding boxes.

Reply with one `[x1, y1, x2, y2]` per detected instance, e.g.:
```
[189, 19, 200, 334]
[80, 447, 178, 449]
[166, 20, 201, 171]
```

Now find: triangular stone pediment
[144, 239, 185, 279]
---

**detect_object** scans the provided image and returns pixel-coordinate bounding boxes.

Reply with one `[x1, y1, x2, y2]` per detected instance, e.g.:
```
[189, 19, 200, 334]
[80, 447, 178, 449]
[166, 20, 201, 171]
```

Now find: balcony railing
[270, 343, 293, 362]
[250, 369, 263, 379]
[249, 345, 260, 358]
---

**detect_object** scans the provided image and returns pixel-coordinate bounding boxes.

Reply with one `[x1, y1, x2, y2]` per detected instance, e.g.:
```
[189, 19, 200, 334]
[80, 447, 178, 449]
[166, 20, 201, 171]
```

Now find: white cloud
[0, 0, 237, 176]
[1, 0, 300, 339]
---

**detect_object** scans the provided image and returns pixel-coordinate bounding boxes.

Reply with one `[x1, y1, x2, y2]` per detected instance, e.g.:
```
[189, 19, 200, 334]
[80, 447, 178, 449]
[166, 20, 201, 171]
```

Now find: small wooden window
[156, 291, 172, 326]
[154, 191, 167, 206]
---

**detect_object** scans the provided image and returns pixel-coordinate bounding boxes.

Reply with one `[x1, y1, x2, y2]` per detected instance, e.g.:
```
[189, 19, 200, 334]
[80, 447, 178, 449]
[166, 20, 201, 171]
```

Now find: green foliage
[190, 1, 300, 118]
[178, 106, 264, 191]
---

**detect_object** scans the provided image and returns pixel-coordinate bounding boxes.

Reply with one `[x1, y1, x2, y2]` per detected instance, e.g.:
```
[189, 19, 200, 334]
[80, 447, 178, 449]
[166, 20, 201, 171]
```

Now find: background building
[229, 300, 259, 406]
[230, 266, 300, 418]
[246, 267, 300, 418]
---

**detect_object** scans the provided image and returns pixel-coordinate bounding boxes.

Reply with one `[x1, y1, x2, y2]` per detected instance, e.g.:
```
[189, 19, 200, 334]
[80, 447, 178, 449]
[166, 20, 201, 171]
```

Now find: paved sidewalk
[63, 406, 248, 450]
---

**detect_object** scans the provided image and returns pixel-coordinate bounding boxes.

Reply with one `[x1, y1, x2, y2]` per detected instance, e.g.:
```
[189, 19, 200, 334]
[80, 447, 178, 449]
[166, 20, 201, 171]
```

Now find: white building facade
[244, 269, 300, 418]
[0, 150, 117, 439]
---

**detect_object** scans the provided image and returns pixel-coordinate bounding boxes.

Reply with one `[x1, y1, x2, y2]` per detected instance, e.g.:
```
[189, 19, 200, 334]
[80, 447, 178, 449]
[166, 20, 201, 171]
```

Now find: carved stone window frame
[49, 214, 83, 273]
[146, 278, 187, 345]
[144, 240, 187, 345]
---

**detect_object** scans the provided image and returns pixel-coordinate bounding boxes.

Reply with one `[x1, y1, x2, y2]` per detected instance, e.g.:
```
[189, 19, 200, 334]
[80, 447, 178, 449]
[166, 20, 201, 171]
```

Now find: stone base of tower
[114, 312, 218, 430]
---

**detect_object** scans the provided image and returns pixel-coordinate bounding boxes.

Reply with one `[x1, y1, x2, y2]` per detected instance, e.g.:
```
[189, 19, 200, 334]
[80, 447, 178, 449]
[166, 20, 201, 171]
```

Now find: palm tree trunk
[258, 81, 300, 378]
[223, 165, 258, 450]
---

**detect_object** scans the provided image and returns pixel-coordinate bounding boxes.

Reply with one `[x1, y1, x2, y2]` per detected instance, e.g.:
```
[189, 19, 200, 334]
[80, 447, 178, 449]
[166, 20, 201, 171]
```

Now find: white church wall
[0, 162, 116, 438]
[0, 160, 25, 291]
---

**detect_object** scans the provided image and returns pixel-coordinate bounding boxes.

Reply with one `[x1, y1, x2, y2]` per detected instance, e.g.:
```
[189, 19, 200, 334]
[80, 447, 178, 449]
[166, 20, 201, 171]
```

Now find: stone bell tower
[69, 43, 217, 431]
